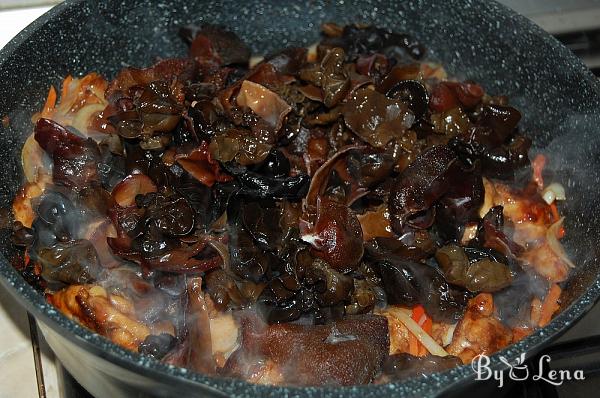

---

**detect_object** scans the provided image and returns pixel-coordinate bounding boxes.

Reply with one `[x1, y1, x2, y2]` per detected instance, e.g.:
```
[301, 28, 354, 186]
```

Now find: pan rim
[0, 0, 599, 396]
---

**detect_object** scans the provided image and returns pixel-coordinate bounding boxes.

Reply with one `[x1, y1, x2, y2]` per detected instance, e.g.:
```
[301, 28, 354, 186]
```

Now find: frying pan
[1, 0, 600, 397]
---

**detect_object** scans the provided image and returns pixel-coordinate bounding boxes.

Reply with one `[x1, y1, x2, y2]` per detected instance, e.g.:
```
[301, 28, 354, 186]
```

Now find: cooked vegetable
[8, 22, 574, 387]
[388, 145, 458, 232]
[386, 306, 449, 357]
[372, 258, 470, 323]
[435, 244, 512, 293]
[344, 88, 413, 148]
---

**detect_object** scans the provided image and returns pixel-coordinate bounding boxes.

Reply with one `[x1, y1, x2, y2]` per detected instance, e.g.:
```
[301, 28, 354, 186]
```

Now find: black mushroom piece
[449, 104, 531, 179]
[365, 232, 436, 263]
[263, 47, 308, 75]
[249, 148, 291, 178]
[107, 80, 184, 143]
[204, 269, 261, 311]
[135, 192, 196, 237]
[138, 333, 177, 360]
[304, 259, 354, 307]
[301, 197, 364, 273]
[241, 199, 283, 251]
[222, 314, 390, 386]
[481, 135, 532, 179]
[28, 191, 102, 286]
[226, 195, 278, 282]
[380, 353, 463, 381]
[257, 286, 314, 324]
[371, 258, 470, 323]
[299, 47, 350, 107]
[435, 244, 513, 292]
[33, 190, 79, 246]
[256, 229, 360, 325]
[378, 78, 429, 120]
[320, 24, 425, 61]
[435, 167, 484, 241]
[346, 150, 396, 189]
[388, 145, 460, 233]
[36, 240, 101, 286]
[34, 118, 101, 190]
[343, 88, 414, 148]
[180, 24, 251, 66]
[223, 162, 310, 200]
[476, 205, 525, 258]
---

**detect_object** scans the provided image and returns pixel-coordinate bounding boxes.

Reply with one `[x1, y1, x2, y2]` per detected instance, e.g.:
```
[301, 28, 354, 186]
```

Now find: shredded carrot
[61, 75, 73, 99]
[411, 305, 425, 323]
[532, 154, 546, 190]
[410, 305, 433, 356]
[23, 250, 30, 267]
[539, 284, 561, 327]
[422, 317, 432, 334]
[41, 85, 57, 118]
[549, 202, 566, 238]
[412, 305, 433, 334]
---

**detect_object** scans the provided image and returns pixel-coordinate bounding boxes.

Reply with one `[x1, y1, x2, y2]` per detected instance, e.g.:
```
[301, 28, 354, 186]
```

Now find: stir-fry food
[8, 23, 573, 386]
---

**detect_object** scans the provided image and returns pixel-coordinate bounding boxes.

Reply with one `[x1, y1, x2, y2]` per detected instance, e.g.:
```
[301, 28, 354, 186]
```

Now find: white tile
[0, 288, 40, 398]
[0, 6, 53, 49]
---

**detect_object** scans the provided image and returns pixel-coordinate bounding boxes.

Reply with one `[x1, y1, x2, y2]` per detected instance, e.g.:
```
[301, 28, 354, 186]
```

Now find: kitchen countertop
[1, 7, 59, 398]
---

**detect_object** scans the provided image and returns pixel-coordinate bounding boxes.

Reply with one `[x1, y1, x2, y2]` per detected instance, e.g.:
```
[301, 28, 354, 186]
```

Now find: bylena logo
[471, 353, 585, 388]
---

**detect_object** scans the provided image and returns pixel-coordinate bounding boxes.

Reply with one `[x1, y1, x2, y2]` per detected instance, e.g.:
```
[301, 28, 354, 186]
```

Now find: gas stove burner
[498, 0, 600, 74]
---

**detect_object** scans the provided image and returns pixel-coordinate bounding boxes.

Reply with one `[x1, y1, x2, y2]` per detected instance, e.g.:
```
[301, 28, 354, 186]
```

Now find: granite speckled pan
[1, 0, 599, 397]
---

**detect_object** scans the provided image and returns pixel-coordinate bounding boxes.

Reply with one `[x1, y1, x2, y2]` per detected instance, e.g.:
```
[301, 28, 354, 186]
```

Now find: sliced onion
[70, 103, 106, 136]
[209, 313, 240, 361]
[546, 217, 575, 268]
[206, 239, 231, 272]
[542, 182, 566, 205]
[303, 145, 364, 211]
[21, 133, 51, 183]
[306, 42, 318, 63]
[236, 80, 291, 131]
[111, 173, 157, 207]
[388, 306, 449, 357]
[249, 55, 264, 68]
[479, 177, 496, 218]
[442, 323, 457, 347]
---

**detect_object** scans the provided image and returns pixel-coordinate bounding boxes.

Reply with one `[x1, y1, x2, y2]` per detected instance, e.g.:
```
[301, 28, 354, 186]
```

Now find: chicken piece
[13, 183, 44, 229]
[12, 173, 52, 228]
[34, 73, 109, 136]
[209, 312, 240, 368]
[482, 179, 570, 282]
[376, 306, 457, 355]
[47, 284, 150, 351]
[521, 242, 569, 282]
[431, 322, 457, 347]
[488, 182, 552, 239]
[446, 293, 512, 363]
[375, 308, 411, 355]
[203, 295, 240, 367]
